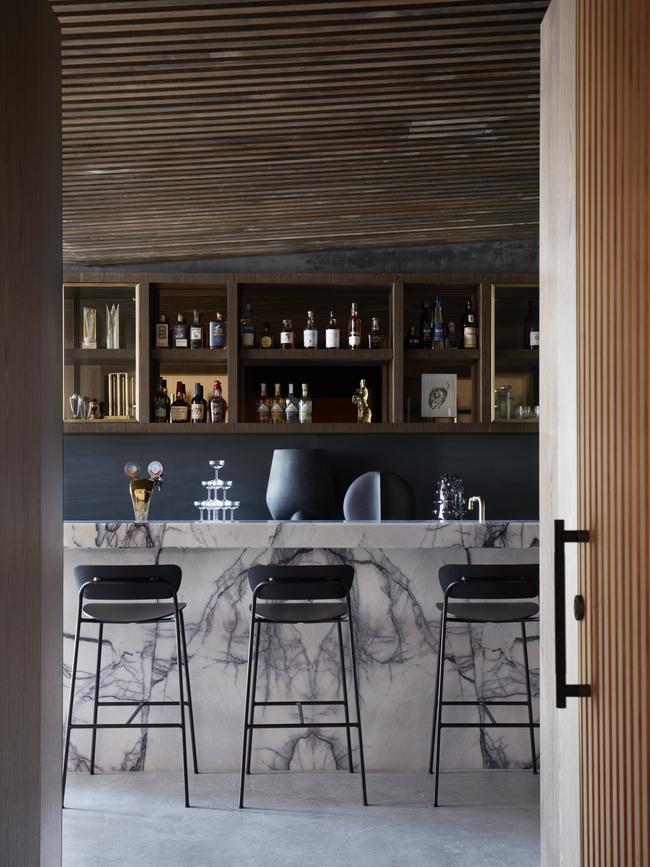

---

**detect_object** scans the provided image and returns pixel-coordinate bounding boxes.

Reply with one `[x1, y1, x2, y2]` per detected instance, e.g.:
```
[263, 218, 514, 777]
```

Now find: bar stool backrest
[248, 564, 354, 600]
[73, 564, 182, 601]
[438, 564, 539, 600]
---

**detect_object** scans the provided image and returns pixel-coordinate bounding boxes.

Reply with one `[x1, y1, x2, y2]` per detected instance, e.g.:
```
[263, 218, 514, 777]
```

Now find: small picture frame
[421, 373, 457, 419]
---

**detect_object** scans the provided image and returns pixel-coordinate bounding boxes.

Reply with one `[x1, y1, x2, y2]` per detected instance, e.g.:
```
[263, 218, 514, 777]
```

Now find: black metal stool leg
[179, 610, 199, 774]
[172, 607, 190, 807]
[90, 621, 104, 775]
[428, 608, 446, 774]
[239, 612, 258, 808]
[521, 621, 538, 775]
[337, 621, 354, 773]
[245, 619, 261, 774]
[62, 597, 84, 806]
[433, 604, 449, 807]
[346, 597, 368, 806]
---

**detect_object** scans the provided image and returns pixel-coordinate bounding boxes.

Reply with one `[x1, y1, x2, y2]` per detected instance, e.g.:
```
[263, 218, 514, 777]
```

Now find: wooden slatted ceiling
[50, 0, 549, 266]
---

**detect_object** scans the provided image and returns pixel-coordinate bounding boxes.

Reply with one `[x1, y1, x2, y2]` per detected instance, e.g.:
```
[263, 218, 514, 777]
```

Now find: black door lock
[574, 594, 585, 621]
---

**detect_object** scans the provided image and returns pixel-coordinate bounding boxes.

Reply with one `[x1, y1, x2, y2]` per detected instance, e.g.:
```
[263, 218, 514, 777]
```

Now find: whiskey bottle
[432, 296, 445, 349]
[190, 383, 207, 423]
[280, 319, 294, 349]
[270, 383, 285, 423]
[285, 383, 299, 423]
[209, 312, 227, 348]
[303, 310, 318, 349]
[404, 325, 420, 349]
[419, 301, 432, 349]
[298, 383, 312, 423]
[348, 301, 362, 349]
[462, 299, 479, 349]
[155, 313, 170, 348]
[445, 321, 459, 349]
[524, 300, 540, 349]
[170, 381, 189, 423]
[256, 382, 270, 423]
[325, 310, 340, 348]
[240, 303, 255, 348]
[259, 322, 274, 349]
[368, 316, 384, 349]
[153, 377, 170, 422]
[173, 313, 188, 348]
[209, 380, 227, 423]
[190, 309, 204, 349]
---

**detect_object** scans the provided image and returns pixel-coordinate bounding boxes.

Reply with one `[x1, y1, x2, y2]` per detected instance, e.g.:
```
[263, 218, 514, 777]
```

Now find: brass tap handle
[468, 496, 486, 522]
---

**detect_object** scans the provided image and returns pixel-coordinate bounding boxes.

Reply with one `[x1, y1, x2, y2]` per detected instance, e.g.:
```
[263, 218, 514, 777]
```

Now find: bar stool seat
[255, 601, 348, 623]
[436, 600, 539, 623]
[82, 600, 187, 623]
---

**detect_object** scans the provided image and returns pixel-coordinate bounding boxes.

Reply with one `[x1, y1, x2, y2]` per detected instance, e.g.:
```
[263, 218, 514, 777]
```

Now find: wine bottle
[190, 309, 203, 349]
[303, 310, 318, 349]
[153, 377, 170, 422]
[170, 381, 189, 422]
[348, 301, 362, 349]
[209, 380, 227, 423]
[190, 383, 207, 422]
[280, 319, 294, 349]
[419, 301, 432, 349]
[524, 300, 540, 349]
[270, 383, 285, 423]
[325, 310, 340, 348]
[240, 303, 255, 348]
[432, 296, 445, 349]
[256, 382, 270, 423]
[285, 383, 299, 423]
[462, 299, 479, 349]
[173, 313, 188, 348]
[298, 383, 312, 423]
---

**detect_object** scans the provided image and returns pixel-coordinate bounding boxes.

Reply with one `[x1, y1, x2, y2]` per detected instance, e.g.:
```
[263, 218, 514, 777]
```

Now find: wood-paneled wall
[0, 2, 62, 865]
[577, 1, 650, 864]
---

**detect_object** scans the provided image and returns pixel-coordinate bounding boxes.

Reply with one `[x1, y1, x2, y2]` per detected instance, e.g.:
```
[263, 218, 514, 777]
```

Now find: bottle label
[190, 326, 202, 343]
[191, 403, 205, 421]
[155, 325, 169, 348]
[325, 328, 340, 348]
[348, 334, 361, 348]
[241, 328, 255, 347]
[280, 331, 294, 347]
[285, 403, 298, 423]
[433, 322, 445, 341]
[463, 327, 478, 349]
[211, 403, 225, 423]
[209, 323, 226, 348]
[271, 402, 284, 423]
[529, 331, 540, 347]
[260, 334, 273, 349]
[303, 329, 318, 348]
[299, 403, 312, 423]
[171, 405, 189, 422]
[257, 402, 270, 422]
[175, 337, 188, 348]
[154, 406, 167, 421]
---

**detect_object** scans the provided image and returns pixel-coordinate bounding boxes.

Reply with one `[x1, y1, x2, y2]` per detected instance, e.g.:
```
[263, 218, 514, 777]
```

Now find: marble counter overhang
[64, 520, 539, 550]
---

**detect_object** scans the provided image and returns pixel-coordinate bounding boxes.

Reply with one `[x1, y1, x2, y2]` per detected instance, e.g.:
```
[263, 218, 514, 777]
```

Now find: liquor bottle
[298, 382, 312, 423]
[432, 296, 445, 349]
[190, 383, 207, 422]
[368, 316, 384, 349]
[280, 319, 295, 349]
[256, 382, 270, 423]
[462, 299, 479, 349]
[348, 301, 362, 349]
[209, 379, 227, 423]
[404, 325, 420, 349]
[285, 383, 299, 423]
[155, 313, 170, 348]
[524, 300, 540, 349]
[170, 381, 189, 423]
[209, 312, 227, 348]
[240, 303, 255, 348]
[270, 383, 285, 423]
[153, 377, 170, 422]
[259, 322, 274, 349]
[303, 310, 318, 348]
[419, 301, 432, 349]
[445, 321, 459, 349]
[190, 309, 203, 349]
[325, 310, 340, 349]
[173, 313, 188, 348]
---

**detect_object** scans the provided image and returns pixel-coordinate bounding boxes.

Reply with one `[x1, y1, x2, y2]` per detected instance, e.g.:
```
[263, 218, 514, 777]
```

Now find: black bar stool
[63, 565, 198, 808]
[428, 564, 539, 806]
[239, 564, 367, 807]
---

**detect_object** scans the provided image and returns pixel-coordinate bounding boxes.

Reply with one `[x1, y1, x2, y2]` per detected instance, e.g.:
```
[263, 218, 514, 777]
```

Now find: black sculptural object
[343, 471, 416, 521]
[266, 448, 337, 521]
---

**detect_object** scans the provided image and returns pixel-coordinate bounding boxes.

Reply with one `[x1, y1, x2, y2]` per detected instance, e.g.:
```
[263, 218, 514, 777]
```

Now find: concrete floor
[63, 770, 540, 867]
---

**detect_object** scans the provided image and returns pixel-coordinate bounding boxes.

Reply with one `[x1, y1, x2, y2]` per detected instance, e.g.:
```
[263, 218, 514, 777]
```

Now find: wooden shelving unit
[63, 271, 539, 435]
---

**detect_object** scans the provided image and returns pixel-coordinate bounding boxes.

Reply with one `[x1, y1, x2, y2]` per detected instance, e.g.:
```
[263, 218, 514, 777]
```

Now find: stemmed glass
[209, 459, 225, 485]
[229, 500, 240, 522]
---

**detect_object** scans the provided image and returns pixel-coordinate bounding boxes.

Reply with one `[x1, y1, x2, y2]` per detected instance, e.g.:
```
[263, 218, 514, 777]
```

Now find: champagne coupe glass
[221, 481, 233, 521]
[229, 500, 240, 522]
[209, 459, 225, 485]
[194, 500, 205, 521]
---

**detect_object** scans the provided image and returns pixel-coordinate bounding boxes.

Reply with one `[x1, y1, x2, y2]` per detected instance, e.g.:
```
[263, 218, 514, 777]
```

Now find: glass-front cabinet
[490, 283, 539, 423]
[63, 282, 140, 423]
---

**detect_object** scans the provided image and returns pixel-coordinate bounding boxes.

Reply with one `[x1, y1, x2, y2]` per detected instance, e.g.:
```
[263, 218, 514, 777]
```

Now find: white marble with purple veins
[63, 521, 539, 776]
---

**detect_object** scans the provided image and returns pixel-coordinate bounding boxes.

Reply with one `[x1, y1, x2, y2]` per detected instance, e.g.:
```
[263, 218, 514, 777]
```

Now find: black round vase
[265, 448, 337, 521]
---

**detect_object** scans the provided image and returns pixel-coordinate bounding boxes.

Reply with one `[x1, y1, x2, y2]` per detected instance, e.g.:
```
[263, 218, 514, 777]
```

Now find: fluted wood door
[541, 1, 650, 865]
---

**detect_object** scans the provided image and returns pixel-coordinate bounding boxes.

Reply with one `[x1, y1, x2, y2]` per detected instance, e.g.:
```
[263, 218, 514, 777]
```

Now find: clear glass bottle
[419, 301, 432, 349]
[432, 296, 445, 349]
[280, 318, 295, 349]
[462, 299, 479, 349]
[209, 312, 227, 348]
[173, 313, 188, 348]
[153, 377, 170, 422]
[325, 310, 340, 348]
[270, 383, 285, 423]
[285, 383, 299, 423]
[303, 310, 318, 349]
[368, 316, 384, 349]
[259, 322, 274, 349]
[348, 301, 362, 349]
[190, 382, 207, 422]
[240, 303, 255, 348]
[209, 379, 228, 423]
[256, 382, 270, 423]
[155, 313, 169, 348]
[170, 381, 189, 422]
[298, 382, 312, 423]
[190, 309, 203, 349]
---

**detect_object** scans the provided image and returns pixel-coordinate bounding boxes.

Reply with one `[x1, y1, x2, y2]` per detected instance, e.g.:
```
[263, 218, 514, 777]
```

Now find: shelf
[63, 421, 538, 435]
[151, 348, 228, 363]
[239, 348, 392, 365]
[64, 348, 136, 363]
[495, 349, 540, 366]
[404, 348, 480, 363]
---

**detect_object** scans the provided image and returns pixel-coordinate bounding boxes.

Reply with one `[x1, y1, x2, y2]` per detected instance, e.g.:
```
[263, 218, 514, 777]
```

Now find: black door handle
[554, 519, 592, 708]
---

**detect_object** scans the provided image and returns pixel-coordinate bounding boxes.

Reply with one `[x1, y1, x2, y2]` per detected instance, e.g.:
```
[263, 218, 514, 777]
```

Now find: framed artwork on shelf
[421, 373, 457, 420]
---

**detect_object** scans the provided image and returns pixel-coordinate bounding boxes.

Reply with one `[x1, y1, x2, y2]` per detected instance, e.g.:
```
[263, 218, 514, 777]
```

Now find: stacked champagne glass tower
[194, 459, 240, 522]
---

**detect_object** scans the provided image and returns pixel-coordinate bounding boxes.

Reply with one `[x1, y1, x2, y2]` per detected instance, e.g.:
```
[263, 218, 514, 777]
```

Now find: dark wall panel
[64, 433, 539, 522]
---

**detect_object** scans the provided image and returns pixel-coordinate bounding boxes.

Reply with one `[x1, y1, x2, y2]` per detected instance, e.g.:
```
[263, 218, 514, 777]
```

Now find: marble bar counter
[63, 521, 539, 776]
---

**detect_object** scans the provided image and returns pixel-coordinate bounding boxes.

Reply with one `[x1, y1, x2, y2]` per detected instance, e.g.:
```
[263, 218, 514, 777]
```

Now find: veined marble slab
[64, 520, 539, 550]
[63, 521, 540, 778]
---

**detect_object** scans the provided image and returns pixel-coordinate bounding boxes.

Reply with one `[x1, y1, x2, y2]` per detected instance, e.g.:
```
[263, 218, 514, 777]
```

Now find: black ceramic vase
[266, 448, 337, 521]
